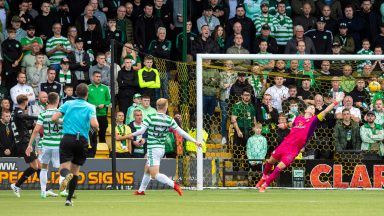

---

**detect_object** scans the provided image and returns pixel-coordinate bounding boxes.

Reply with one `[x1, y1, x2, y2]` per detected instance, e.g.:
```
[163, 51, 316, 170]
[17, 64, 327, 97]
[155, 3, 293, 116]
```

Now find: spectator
[254, 24, 278, 54]
[21, 42, 50, 74]
[226, 4, 255, 50]
[285, 59, 300, 86]
[314, 94, 335, 128]
[191, 25, 220, 59]
[117, 58, 138, 115]
[114, 111, 132, 158]
[319, 60, 333, 76]
[374, 23, 384, 51]
[128, 95, 156, 122]
[226, 22, 251, 51]
[153, 0, 173, 38]
[16, 0, 33, 30]
[360, 111, 384, 156]
[334, 108, 361, 151]
[359, 0, 379, 44]
[45, 23, 72, 71]
[254, 1, 278, 36]
[89, 52, 110, 86]
[10, 72, 35, 107]
[61, 85, 76, 104]
[0, 78, 10, 101]
[56, 57, 77, 88]
[226, 34, 250, 65]
[20, 24, 43, 56]
[325, 76, 344, 106]
[246, 123, 267, 169]
[35, 1, 55, 42]
[28, 91, 47, 117]
[175, 20, 197, 61]
[148, 27, 172, 60]
[340, 64, 356, 93]
[339, 5, 364, 51]
[116, 5, 133, 43]
[300, 59, 315, 86]
[67, 26, 78, 50]
[212, 25, 226, 53]
[282, 85, 306, 113]
[319, 4, 339, 34]
[6, 16, 26, 41]
[125, 93, 142, 124]
[357, 39, 374, 72]
[229, 72, 255, 104]
[67, 36, 91, 84]
[293, 2, 316, 32]
[131, 0, 144, 23]
[285, 99, 300, 124]
[274, 1, 293, 53]
[197, 5, 220, 35]
[284, 25, 316, 54]
[317, 0, 342, 21]
[56, 1, 72, 37]
[39, 68, 63, 97]
[26, 52, 48, 96]
[210, 0, 227, 24]
[304, 16, 333, 54]
[128, 109, 147, 158]
[203, 59, 220, 117]
[372, 46, 384, 74]
[265, 76, 289, 113]
[2, 28, 23, 89]
[0, 98, 11, 115]
[254, 40, 275, 71]
[0, 0, 5, 35]
[26, 0, 38, 19]
[81, 18, 102, 61]
[333, 22, 355, 54]
[121, 42, 142, 71]
[231, 88, 256, 171]
[88, 70, 111, 143]
[137, 55, 160, 106]
[335, 96, 361, 122]
[90, 0, 107, 32]
[297, 76, 315, 105]
[219, 60, 237, 144]
[291, 0, 316, 18]
[0, 111, 15, 157]
[276, 114, 290, 144]
[75, 4, 102, 36]
[256, 93, 278, 126]
[373, 99, 384, 125]
[134, 4, 164, 53]
[104, 17, 124, 51]
[350, 78, 370, 112]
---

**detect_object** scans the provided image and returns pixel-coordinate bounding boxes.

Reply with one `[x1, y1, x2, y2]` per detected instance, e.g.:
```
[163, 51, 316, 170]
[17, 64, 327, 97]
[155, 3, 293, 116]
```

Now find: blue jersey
[59, 98, 96, 140]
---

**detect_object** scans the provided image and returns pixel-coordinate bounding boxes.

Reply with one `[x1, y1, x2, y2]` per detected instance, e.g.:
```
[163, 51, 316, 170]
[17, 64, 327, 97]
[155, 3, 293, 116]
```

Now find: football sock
[40, 169, 48, 192]
[16, 167, 36, 187]
[265, 166, 282, 186]
[60, 168, 70, 177]
[155, 173, 174, 188]
[138, 173, 151, 192]
[59, 176, 65, 186]
[263, 162, 273, 177]
[67, 175, 78, 201]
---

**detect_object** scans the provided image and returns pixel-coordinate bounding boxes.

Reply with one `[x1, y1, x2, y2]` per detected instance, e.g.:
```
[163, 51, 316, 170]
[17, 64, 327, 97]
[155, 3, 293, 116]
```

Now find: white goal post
[195, 53, 384, 191]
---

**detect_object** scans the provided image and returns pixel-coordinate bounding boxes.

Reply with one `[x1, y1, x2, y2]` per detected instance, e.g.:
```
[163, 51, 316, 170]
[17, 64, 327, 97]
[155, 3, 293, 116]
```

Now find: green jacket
[88, 83, 111, 116]
[360, 123, 384, 156]
[333, 120, 361, 151]
[137, 67, 161, 89]
[203, 68, 220, 97]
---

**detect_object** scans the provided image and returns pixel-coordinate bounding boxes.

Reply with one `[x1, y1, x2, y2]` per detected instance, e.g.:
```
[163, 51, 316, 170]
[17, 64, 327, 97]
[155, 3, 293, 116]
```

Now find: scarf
[59, 70, 72, 84]
[117, 124, 126, 148]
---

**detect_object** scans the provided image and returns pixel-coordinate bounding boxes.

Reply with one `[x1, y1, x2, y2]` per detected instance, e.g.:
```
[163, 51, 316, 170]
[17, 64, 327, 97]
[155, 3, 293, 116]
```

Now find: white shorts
[38, 148, 60, 168]
[146, 148, 165, 167]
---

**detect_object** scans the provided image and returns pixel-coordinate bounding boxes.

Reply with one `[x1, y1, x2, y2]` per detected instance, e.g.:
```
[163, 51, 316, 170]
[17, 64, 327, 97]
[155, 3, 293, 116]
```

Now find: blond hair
[156, 98, 168, 110]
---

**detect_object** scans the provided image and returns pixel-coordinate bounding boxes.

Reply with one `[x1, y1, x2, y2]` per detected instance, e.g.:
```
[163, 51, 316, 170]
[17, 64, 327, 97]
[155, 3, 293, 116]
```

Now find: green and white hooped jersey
[37, 108, 63, 149]
[143, 113, 178, 149]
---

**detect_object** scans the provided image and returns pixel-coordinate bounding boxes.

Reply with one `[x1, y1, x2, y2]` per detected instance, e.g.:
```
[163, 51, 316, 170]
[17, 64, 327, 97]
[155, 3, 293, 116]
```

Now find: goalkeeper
[256, 93, 345, 192]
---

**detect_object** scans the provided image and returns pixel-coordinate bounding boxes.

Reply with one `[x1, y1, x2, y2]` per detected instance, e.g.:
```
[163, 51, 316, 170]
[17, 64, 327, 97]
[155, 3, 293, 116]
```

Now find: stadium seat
[95, 143, 110, 159]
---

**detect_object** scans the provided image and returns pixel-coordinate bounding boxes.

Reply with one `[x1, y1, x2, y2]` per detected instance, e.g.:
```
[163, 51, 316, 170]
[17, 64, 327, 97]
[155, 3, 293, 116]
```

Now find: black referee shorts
[18, 144, 38, 163]
[60, 134, 88, 166]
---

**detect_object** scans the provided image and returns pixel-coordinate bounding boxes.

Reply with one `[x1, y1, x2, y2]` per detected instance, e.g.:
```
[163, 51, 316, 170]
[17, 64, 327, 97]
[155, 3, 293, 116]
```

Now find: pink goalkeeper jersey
[282, 115, 321, 149]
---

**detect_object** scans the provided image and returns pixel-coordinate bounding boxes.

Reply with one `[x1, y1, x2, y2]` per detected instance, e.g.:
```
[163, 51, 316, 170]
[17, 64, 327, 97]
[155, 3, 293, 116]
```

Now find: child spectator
[61, 85, 75, 104]
[246, 123, 267, 169]
[357, 39, 374, 72]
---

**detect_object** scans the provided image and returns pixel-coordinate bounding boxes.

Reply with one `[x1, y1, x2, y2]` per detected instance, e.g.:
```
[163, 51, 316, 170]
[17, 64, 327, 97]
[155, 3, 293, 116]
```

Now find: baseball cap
[75, 37, 84, 43]
[339, 22, 347, 29]
[26, 24, 35, 30]
[261, 24, 271, 30]
[133, 93, 142, 99]
[61, 57, 70, 64]
[260, 0, 269, 7]
[87, 18, 98, 25]
[367, 111, 376, 116]
[317, 16, 326, 23]
[11, 16, 21, 23]
[332, 42, 341, 47]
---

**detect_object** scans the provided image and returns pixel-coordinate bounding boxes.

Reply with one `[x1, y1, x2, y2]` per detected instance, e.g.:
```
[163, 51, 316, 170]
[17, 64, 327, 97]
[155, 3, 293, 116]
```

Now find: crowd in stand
[0, 0, 384, 163]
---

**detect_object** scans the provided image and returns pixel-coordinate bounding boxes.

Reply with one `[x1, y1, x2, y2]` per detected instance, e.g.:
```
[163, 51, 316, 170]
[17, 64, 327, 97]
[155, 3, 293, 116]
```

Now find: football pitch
[0, 189, 383, 216]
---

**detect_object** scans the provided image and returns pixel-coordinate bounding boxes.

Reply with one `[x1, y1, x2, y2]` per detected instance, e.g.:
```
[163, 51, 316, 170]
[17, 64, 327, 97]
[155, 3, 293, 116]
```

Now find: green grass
[0, 189, 383, 216]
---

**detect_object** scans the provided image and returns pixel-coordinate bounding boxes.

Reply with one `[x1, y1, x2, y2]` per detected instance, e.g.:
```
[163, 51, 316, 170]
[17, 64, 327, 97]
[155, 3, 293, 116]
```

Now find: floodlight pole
[110, 39, 117, 189]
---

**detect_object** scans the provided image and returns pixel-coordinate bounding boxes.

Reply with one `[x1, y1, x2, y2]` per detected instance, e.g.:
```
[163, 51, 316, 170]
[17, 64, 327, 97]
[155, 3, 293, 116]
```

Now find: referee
[52, 83, 99, 206]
